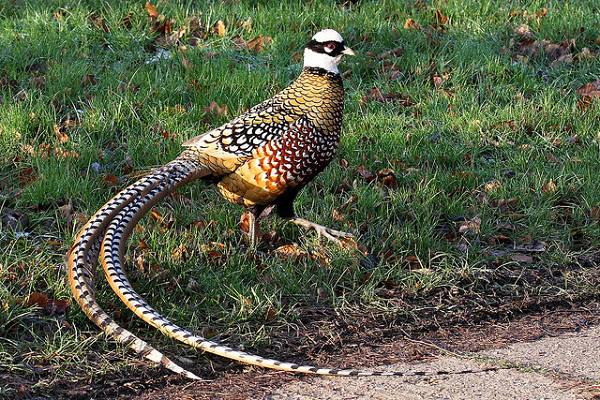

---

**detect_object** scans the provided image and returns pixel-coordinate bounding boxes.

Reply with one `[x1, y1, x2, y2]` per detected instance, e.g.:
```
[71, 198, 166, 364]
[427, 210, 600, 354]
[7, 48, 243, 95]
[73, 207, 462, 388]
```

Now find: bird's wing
[182, 92, 303, 159]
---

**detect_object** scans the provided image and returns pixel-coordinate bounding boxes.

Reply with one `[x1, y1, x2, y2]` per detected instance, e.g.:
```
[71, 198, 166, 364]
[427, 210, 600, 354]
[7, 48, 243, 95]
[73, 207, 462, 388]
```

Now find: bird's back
[182, 67, 345, 210]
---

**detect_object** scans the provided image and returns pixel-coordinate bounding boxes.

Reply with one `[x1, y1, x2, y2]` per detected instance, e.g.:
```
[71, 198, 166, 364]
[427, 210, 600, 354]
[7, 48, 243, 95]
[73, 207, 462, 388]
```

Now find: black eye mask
[306, 39, 346, 57]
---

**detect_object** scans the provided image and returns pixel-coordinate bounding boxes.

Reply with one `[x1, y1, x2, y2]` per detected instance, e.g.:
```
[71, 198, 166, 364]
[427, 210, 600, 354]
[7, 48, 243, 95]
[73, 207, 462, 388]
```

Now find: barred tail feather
[67, 156, 209, 380]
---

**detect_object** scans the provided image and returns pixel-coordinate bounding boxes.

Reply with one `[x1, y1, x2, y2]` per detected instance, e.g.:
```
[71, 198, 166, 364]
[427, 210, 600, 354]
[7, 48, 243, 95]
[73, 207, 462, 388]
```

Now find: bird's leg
[246, 212, 261, 248]
[285, 216, 354, 245]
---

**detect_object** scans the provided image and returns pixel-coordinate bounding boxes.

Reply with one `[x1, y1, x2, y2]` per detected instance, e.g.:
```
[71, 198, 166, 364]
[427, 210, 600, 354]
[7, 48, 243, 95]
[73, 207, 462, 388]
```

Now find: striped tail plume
[67, 154, 209, 380]
[65, 155, 500, 379]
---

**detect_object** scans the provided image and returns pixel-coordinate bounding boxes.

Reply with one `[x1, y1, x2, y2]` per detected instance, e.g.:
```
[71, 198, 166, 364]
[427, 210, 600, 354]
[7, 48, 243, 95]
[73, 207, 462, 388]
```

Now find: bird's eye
[324, 42, 337, 51]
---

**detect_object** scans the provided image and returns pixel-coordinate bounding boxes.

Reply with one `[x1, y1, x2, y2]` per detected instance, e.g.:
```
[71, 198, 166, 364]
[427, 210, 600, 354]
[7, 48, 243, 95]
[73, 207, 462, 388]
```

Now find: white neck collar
[303, 48, 342, 74]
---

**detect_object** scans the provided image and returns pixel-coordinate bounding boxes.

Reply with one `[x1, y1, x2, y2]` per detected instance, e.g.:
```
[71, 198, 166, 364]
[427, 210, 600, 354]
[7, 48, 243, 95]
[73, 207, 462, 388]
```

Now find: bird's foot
[286, 217, 354, 245]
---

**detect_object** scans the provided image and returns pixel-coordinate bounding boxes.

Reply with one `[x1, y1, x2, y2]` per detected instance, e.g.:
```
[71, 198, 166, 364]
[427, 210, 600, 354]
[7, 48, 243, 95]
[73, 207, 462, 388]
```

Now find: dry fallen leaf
[100, 174, 119, 188]
[357, 165, 376, 181]
[376, 168, 398, 189]
[360, 87, 407, 104]
[239, 212, 251, 233]
[404, 18, 421, 30]
[246, 35, 273, 53]
[402, 255, 423, 270]
[576, 80, 600, 98]
[54, 124, 68, 144]
[273, 244, 309, 261]
[202, 101, 228, 117]
[22, 292, 48, 308]
[145, 2, 159, 19]
[19, 165, 38, 186]
[216, 19, 226, 36]
[434, 9, 449, 26]
[458, 216, 481, 235]
[541, 179, 557, 193]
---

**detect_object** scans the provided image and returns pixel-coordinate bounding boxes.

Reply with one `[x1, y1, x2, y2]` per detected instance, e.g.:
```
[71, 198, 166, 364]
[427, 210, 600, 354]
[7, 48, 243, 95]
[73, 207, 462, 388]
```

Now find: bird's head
[303, 29, 355, 74]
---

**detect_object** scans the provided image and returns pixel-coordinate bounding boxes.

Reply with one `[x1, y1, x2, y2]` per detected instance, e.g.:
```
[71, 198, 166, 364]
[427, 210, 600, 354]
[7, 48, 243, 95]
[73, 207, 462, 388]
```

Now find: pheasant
[67, 29, 496, 380]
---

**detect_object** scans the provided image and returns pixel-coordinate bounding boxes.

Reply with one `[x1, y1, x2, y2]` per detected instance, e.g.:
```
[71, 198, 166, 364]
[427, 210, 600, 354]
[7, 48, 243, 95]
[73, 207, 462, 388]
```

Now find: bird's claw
[286, 217, 354, 245]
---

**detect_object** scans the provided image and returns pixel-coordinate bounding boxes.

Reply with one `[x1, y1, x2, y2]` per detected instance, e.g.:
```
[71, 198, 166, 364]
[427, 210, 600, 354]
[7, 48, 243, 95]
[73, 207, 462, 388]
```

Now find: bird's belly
[216, 146, 335, 208]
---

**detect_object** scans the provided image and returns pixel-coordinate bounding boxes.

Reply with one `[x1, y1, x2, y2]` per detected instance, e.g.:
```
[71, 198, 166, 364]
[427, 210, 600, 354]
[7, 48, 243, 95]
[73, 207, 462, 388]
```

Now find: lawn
[1, 0, 600, 397]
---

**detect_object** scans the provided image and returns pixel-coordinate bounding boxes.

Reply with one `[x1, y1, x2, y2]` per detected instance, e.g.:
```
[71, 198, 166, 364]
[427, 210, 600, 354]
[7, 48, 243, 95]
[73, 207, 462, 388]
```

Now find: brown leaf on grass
[22, 292, 48, 308]
[30, 76, 46, 89]
[588, 206, 600, 221]
[273, 244, 309, 261]
[22, 292, 69, 315]
[1, 207, 29, 231]
[483, 180, 501, 192]
[263, 307, 277, 322]
[576, 80, 600, 98]
[332, 209, 346, 222]
[375, 47, 404, 60]
[52, 8, 67, 21]
[492, 120, 520, 131]
[545, 153, 562, 163]
[54, 124, 68, 144]
[172, 244, 188, 261]
[216, 20, 226, 36]
[44, 298, 70, 316]
[332, 177, 352, 194]
[376, 168, 398, 189]
[81, 74, 97, 87]
[202, 101, 228, 117]
[541, 179, 557, 193]
[89, 14, 109, 33]
[488, 234, 512, 245]
[458, 216, 481, 235]
[145, 2, 171, 36]
[181, 56, 194, 70]
[361, 88, 412, 105]
[19, 166, 38, 186]
[246, 35, 274, 53]
[239, 212, 251, 233]
[434, 9, 449, 26]
[122, 10, 134, 28]
[514, 24, 533, 38]
[356, 165, 376, 181]
[402, 255, 423, 270]
[337, 194, 358, 212]
[432, 72, 449, 88]
[404, 18, 421, 30]
[145, 2, 159, 19]
[100, 174, 119, 188]
[14, 89, 27, 102]
[241, 17, 252, 33]
[492, 198, 520, 213]
[138, 240, 151, 252]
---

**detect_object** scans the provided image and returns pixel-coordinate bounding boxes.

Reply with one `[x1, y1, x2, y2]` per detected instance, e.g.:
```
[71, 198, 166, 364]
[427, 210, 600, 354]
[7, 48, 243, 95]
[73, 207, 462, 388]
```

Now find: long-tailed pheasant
[67, 29, 495, 380]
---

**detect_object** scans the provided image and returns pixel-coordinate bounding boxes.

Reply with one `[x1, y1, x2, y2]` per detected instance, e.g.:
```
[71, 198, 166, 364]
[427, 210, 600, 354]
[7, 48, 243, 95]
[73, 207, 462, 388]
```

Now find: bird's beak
[342, 46, 355, 56]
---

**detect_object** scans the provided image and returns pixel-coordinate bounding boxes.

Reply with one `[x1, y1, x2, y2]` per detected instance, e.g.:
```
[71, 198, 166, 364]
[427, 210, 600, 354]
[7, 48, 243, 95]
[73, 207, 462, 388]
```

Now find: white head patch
[303, 29, 350, 74]
[311, 29, 344, 43]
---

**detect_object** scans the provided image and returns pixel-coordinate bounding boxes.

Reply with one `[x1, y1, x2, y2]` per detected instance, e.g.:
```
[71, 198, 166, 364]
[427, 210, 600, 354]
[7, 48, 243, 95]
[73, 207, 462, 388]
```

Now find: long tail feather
[67, 156, 209, 380]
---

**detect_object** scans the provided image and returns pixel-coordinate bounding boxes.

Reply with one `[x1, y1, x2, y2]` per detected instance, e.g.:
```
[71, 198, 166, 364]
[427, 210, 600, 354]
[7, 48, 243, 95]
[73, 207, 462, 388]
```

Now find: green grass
[2, 0, 600, 396]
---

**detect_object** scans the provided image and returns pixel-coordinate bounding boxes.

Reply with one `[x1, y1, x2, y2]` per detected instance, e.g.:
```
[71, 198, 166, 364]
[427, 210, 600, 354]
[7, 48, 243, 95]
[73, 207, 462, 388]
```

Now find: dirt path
[267, 325, 600, 399]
